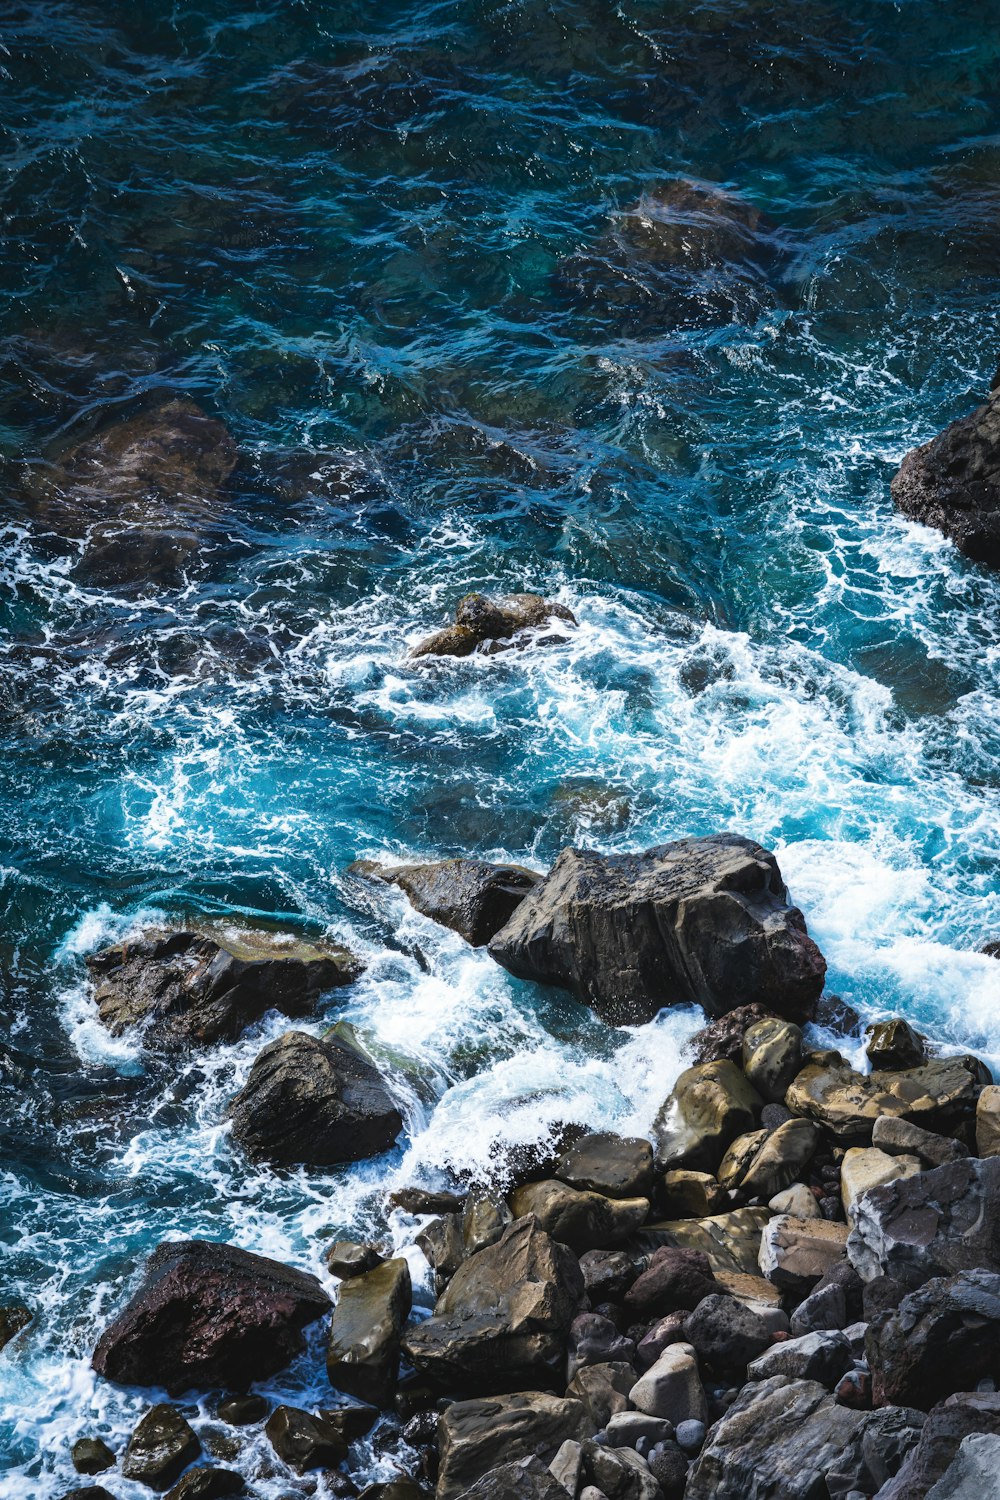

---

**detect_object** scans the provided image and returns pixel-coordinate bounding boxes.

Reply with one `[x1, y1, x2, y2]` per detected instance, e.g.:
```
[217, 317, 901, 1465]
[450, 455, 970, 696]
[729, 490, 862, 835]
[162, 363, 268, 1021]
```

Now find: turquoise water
[4, 0, 1000, 1491]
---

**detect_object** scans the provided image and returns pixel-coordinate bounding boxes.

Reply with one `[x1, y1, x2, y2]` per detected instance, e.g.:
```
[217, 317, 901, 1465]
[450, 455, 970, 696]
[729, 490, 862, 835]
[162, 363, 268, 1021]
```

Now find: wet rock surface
[352, 858, 539, 946]
[121, 1404, 201, 1488]
[487, 835, 826, 1026]
[784, 1054, 987, 1141]
[847, 1154, 1000, 1286]
[652, 1059, 761, 1173]
[326, 1257, 412, 1406]
[92, 1239, 330, 1394]
[891, 386, 1000, 568]
[411, 592, 577, 659]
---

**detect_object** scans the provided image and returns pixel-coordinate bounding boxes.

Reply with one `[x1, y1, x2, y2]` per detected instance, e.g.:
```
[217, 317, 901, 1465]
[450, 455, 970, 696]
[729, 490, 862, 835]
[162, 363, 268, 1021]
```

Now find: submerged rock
[87, 925, 361, 1050]
[402, 1216, 584, 1392]
[24, 398, 238, 584]
[488, 835, 826, 1026]
[411, 592, 576, 660]
[92, 1239, 330, 1394]
[228, 1029, 402, 1167]
[0, 1301, 31, 1350]
[891, 386, 1000, 568]
[866, 1269, 1000, 1408]
[352, 858, 538, 946]
[326, 1257, 412, 1407]
[437, 1392, 587, 1500]
[71, 1438, 115, 1475]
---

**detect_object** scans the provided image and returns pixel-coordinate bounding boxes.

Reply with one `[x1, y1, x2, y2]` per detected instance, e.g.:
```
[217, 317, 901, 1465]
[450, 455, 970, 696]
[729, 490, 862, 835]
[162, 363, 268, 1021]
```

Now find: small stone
[834, 1369, 872, 1409]
[789, 1283, 847, 1336]
[122, 1405, 202, 1489]
[635, 1313, 690, 1371]
[623, 1248, 719, 1317]
[463, 1195, 512, 1256]
[840, 1146, 922, 1227]
[389, 1187, 466, 1215]
[742, 1017, 802, 1103]
[646, 1440, 687, 1499]
[71, 1438, 115, 1475]
[768, 1184, 820, 1220]
[760, 1103, 793, 1131]
[216, 1394, 268, 1426]
[683, 1294, 772, 1377]
[578, 1250, 637, 1301]
[549, 1438, 584, 1494]
[604, 1412, 674, 1449]
[320, 1404, 380, 1444]
[557, 1134, 655, 1200]
[674, 1420, 705, 1455]
[567, 1314, 637, 1381]
[508, 1180, 649, 1253]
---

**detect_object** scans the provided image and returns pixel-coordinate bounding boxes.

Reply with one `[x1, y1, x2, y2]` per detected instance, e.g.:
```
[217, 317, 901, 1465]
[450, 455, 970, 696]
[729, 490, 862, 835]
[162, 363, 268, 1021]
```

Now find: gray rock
[848, 1155, 1000, 1288]
[583, 1442, 659, 1500]
[352, 859, 539, 947]
[865, 1019, 927, 1071]
[747, 1330, 853, 1387]
[890, 384, 1000, 567]
[870, 1115, 968, 1170]
[722, 1118, 819, 1200]
[122, 1405, 201, 1488]
[789, 1282, 848, 1335]
[71, 1438, 115, 1475]
[327, 1257, 411, 1406]
[604, 1413, 674, 1450]
[437, 1392, 588, 1500]
[578, 1250, 637, 1302]
[652, 1061, 762, 1174]
[840, 1146, 922, 1228]
[461, 1455, 575, 1500]
[228, 1029, 402, 1167]
[487, 836, 826, 1027]
[769, 1183, 821, 1219]
[557, 1135, 654, 1200]
[411, 592, 577, 661]
[646, 1439, 687, 1498]
[325, 1240, 385, 1279]
[87, 926, 361, 1051]
[867, 1269, 1000, 1408]
[416, 1214, 465, 1292]
[403, 1217, 584, 1392]
[674, 1420, 705, 1455]
[628, 1343, 707, 1425]
[873, 1392, 1000, 1500]
[164, 1470, 245, 1500]
[508, 1180, 649, 1253]
[925, 1432, 1000, 1498]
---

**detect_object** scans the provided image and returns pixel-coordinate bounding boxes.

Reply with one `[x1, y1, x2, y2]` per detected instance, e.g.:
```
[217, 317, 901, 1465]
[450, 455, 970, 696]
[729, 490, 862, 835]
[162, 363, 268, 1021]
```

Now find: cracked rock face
[847, 1154, 1000, 1288]
[866, 1270, 1000, 1408]
[891, 387, 1000, 568]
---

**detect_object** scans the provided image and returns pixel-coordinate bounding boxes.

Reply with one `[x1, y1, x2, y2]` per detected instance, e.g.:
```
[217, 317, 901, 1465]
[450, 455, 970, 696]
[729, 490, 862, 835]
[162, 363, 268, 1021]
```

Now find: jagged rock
[508, 1181, 648, 1253]
[565, 1362, 636, 1431]
[462, 1455, 575, 1500]
[867, 1269, 1000, 1408]
[652, 1061, 762, 1174]
[71, 1438, 115, 1475]
[327, 1257, 411, 1406]
[790, 1283, 848, 1335]
[437, 1392, 588, 1500]
[228, 1030, 402, 1167]
[488, 836, 825, 1027]
[660, 1171, 725, 1218]
[628, 1343, 707, 1425]
[566, 1314, 636, 1381]
[865, 1019, 926, 1071]
[784, 1054, 987, 1141]
[24, 398, 238, 584]
[890, 386, 1000, 567]
[92, 1239, 330, 1393]
[326, 1241, 385, 1279]
[848, 1154, 1000, 1287]
[742, 1017, 802, 1103]
[411, 593, 576, 660]
[416, 1214, 465, 1292]
[549, 1439, 584, 1495]
[925, 1433, 1000, 1499]
[875, 1392, 1000, 1500]
[840, 1146, 923, 1227]
[556, 1135, 654, 1200]
[390, 1187, 466, 1214]
[719, 1118, 819, 1200]
[265, 1405, 348, 1472]
[976, 1085, 1000, 1157]
[402, 1217, 584, 1392]
[352, 859, 539, 946]
[583, 1440, 660, 1500]
[682, 1294, 772, 1377]
[623, 1247, 719, 1317]
[164, 1471, 245, 1500]
[0, 1302, 31, 1350]
[747, 1331, 853, 1388]
[688, 1003, 776, 1066]
[87, 926, 361, 1050]
[871, 1115, 968, 1169]
[122, 1405, 201, 1488]
[758, 1215, 849, 1293]
[578, 1250, 637, 1302]
[636, 1208, 771, 1276]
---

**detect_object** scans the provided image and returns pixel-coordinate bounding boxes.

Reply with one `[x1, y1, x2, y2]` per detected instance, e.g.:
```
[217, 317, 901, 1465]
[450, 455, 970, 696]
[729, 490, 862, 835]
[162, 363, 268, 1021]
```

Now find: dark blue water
[3, 0, 1000, 1491]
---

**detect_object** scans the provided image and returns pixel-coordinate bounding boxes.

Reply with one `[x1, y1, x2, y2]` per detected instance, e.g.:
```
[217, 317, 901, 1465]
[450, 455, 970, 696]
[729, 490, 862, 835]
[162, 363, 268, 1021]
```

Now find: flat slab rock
[635, 1207, 772, 1277]
[848, 1154, 1000, 1287]
[487, 834, 826, 1027]
[92, 1239, 330, 1394]
[87, 925, 361, 1050]
[352, 858, 539, 946]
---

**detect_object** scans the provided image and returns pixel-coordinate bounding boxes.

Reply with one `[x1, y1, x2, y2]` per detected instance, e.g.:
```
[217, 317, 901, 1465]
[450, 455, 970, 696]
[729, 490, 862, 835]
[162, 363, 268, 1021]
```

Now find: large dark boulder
[848, 1155, 1000, 1288]
[121, 1404, 201, 1488]
[92, 1239, 330, 1394]
[556, 1133, 654, 1200]
[352, 859, 539, 946]
[411, 592, 576, 660]
[437, 1392, 587, 1500]
[228, 1030, 402, 1167]
[402, 1216, 584, 1393]
[326, 1257, 412, 1406]
[87, 927, 361, 1050]
[24, 398, 238, 584]
[623, 1248, 720, 1318]
[891, 388, 1000, 568]
[487, 836, 825, 1026]
[874, 1392, 1000, 1500]
[264, 1405, 348, 1472]
[867, 1270, 1000, 1408]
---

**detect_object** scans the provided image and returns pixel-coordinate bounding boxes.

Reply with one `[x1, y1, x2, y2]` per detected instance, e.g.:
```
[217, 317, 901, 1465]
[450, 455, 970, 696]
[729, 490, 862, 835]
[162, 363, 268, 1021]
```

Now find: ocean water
[3, 0, 1000, 1491]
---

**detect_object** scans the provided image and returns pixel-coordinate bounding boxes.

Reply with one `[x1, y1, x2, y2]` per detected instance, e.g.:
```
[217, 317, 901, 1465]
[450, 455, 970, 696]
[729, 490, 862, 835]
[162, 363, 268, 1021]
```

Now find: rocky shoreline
[25, 829, 1000, 1500]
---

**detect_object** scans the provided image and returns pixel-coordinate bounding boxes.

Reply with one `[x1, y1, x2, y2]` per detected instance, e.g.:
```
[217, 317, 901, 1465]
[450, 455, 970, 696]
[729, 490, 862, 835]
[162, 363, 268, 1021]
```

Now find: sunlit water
[3, 0, 1000, 1492]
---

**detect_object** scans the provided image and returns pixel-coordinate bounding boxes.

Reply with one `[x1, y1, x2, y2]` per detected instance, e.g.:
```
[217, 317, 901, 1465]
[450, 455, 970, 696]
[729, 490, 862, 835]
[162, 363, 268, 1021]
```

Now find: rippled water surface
[3, 0, 1000, 1491]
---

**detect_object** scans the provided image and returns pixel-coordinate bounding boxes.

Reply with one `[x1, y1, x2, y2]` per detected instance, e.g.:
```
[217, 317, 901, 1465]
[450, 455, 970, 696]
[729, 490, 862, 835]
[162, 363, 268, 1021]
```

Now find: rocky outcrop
[24, 398, 238, 584]
[327, 1257, 412, 1406]
[87, 926, 361, 1050]
[652, 1060, 761, 1173]
[488, 836, 826, 1026]
[437, 1392, 587, 1500]
[784, 1054, 987, 1142]
[891, 388, 1000, 568]
[847, 1154, 1000, 1287]
[352, 858, 539, 947]
[411, 593, 576, 660]
[92, 1240, 330, 1394]
[507, 1180, 649, 1252]
[866, 1269, 1000, 1408]
[402, 1217, 584, 1392]
[228, 1029, 402, 1167]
